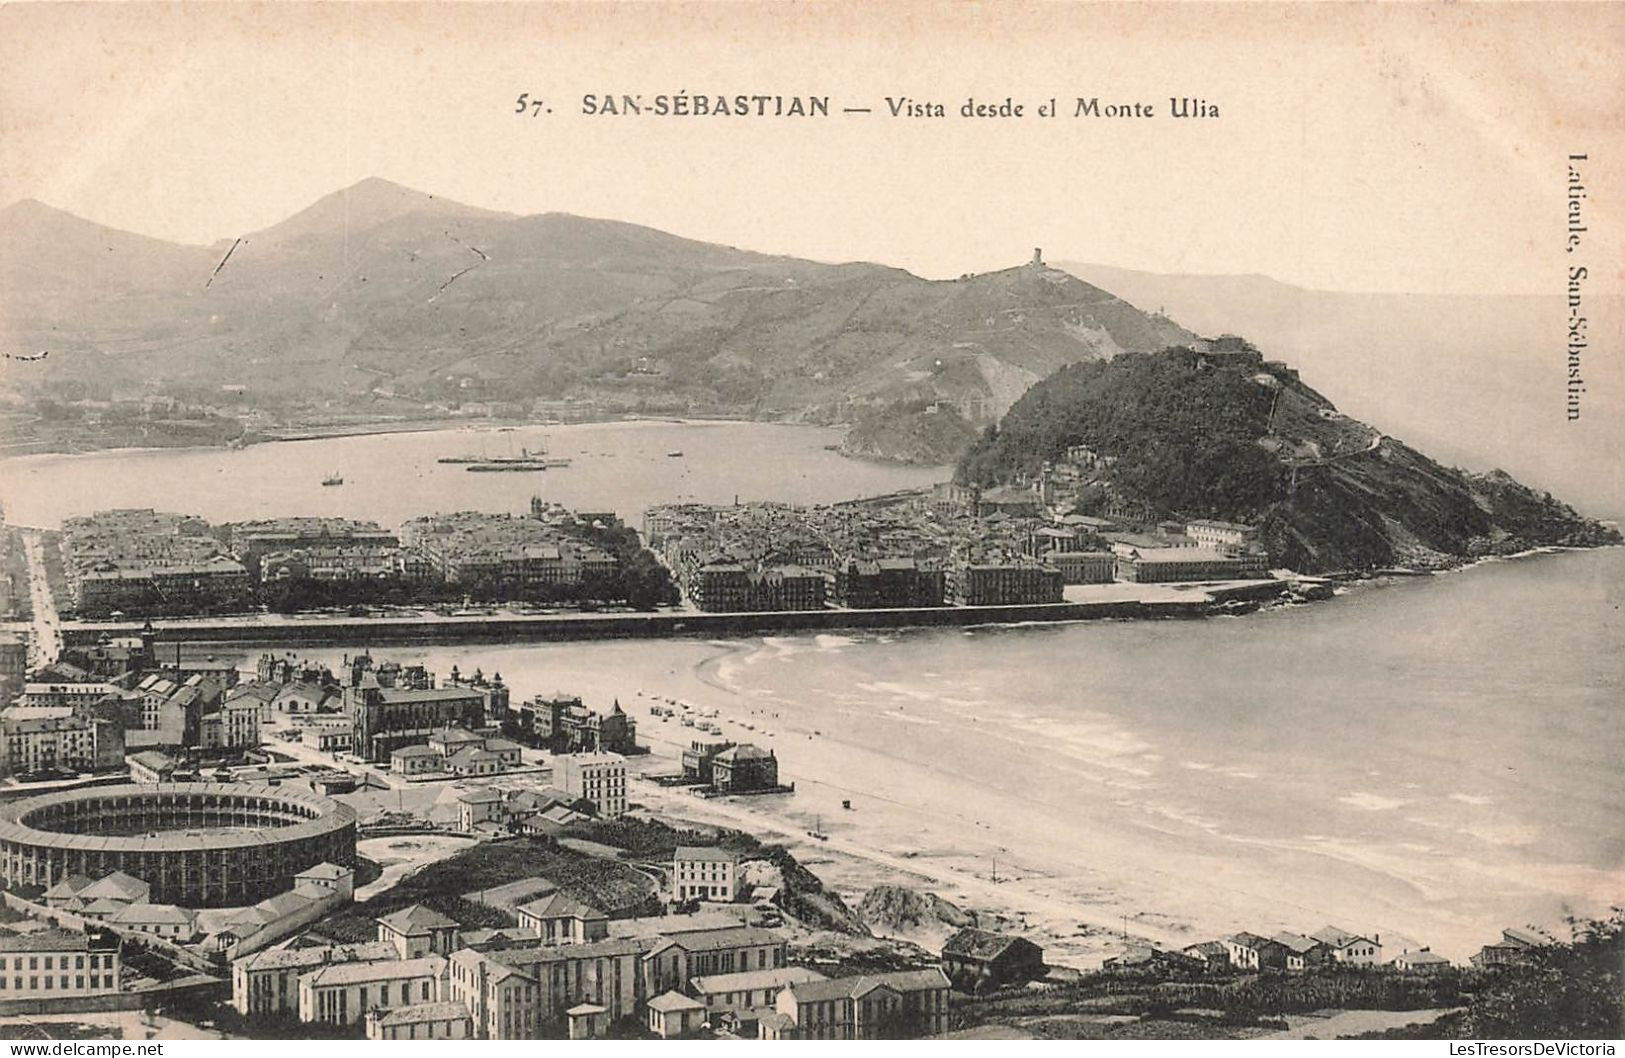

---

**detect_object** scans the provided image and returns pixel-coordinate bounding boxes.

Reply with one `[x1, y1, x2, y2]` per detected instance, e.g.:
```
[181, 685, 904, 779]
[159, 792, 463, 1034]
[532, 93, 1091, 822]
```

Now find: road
[20, 530, 61, 668]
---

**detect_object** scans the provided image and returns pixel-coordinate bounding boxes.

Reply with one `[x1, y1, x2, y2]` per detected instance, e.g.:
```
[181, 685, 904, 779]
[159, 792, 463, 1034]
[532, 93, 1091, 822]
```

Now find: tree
[1464, 913, 1624, 1039]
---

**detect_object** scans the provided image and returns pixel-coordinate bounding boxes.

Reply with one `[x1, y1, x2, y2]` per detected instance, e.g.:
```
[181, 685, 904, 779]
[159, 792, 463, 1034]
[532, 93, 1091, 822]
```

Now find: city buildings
[0, 634, 26, 699]
[641, 926, 787, 996]
[401, 512, 617, 596]
[1115, 547, 1270, 583]
[0, 707, 116, 777]
[834, 558, 945, 608]
[109, 902, 200, 941]
[556, 752, 628, 818]
[1043, 550, 1117, 585]
[297, 955, 447, 1026]
[511, 695, 638, 755]
[366, 1001, 474, 1040]
[0, 928, 122, 1000]
[764, 968, 951, 1040]
[223, 517, 400, 574]
[644, 491, 1277, 611]
[672, 846, 744, 903]
[377, 905, 461, 959]
[690, 564, 827, 613]
[1390, 948, 1452, 974]
[711, 743, 780, 793]
[646, 990, 707, 1038]
[448, 937, 647, 1038]
[388, 726, 523, 778]
[947, 563, 1063, 606]
[690, 965, 827, 1023]
[1271, 931, 1332, 972]
[515, 893, 609, 944]
[1184, 519, 1261, 553]
[59, 510, 252, 618]
[1310, 925, 1384, 966]
[1223, 931, 1289, 971]
[941, 928, 1046, 994]
[455, 788, 506, 832]
[232, 941, 398, 1017]
[681, 739, 734, 784]
[351, 684, 489, 763]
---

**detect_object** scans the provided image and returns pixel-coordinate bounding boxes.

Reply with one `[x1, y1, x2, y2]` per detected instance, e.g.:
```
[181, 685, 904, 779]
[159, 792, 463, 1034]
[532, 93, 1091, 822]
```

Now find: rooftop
[516, 891, 605, 922]
[370, 1001, 471, 1027]
[0, 929, 93, 953]
[111, 902, 196, 926]
[692, 965, 826, 995]
[238, 941, 396, 972]
[783, 972, 938, 1004]
[943, 927, 1035, 960]
[1310, 925, 1370, 949]
[647, 926, 781, 956]
[646, 990, 707, 1013]
[1271, 932, 1323, 955]
[377, 904, 460, 934]
[304, 955, 446, 988]
[674, 845, 739, 864]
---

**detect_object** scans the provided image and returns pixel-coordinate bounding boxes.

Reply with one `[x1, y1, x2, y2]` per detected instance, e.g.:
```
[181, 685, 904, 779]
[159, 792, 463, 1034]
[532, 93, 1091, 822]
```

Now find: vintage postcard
[0, 1, 1620, 1046]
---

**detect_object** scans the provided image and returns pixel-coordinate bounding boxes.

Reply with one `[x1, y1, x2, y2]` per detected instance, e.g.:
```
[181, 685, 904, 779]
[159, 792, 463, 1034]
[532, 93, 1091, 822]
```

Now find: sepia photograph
[0, 1, 1620, 1047]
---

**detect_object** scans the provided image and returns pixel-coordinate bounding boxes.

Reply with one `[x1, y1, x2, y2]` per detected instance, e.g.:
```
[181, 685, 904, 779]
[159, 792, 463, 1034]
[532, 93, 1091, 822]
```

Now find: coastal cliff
[957, 344, 1620, 574]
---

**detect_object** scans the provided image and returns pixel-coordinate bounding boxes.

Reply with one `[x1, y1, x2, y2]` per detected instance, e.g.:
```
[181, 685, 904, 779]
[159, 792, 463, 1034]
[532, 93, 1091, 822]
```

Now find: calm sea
[0, 420, 946, 530]
[2, 422, 1619, 959]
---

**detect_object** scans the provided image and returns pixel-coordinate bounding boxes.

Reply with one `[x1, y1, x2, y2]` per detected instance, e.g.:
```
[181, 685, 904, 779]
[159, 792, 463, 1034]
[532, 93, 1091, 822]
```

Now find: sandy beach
[442, 643, 1256, 968]
[326, 545, 1625, 970]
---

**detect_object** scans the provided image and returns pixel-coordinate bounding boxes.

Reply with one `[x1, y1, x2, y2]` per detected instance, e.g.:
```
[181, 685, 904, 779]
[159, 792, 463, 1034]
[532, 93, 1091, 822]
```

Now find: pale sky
[2, 2, 1622, 295]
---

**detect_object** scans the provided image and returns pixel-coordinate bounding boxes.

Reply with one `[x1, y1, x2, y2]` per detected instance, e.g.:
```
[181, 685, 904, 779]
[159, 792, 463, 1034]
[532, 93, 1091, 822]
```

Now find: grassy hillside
[0, 186, 1191, 444]
[958, 345, 1619, 573]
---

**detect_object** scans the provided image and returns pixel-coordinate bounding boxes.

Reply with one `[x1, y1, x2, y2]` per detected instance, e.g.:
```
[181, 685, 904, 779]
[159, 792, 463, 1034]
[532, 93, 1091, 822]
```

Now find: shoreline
[55, 578, 1304, 648]
[0, 413, 802, 464]
[43, 545, 1615, 651]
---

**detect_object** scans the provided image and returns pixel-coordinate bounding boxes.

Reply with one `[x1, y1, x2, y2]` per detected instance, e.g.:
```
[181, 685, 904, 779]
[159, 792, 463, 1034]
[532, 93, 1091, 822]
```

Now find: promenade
[47, 578, 1305, 648]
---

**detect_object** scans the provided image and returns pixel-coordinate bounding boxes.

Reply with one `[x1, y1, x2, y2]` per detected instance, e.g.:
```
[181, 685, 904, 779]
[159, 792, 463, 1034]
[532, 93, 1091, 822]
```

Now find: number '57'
[514, 94, 547, 116]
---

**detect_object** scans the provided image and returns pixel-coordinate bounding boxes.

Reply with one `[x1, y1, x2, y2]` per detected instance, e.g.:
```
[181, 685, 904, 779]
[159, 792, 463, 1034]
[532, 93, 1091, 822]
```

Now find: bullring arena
[0, 783, 356, 907]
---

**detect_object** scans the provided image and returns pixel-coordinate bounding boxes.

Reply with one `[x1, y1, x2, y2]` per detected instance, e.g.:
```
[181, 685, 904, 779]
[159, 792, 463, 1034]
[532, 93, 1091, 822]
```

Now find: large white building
[1183, 519, 1260, 554]
[297, 955, 447, 1026]
[0, 708, 108, 777]
[232, 941, 397, 1016]
[1311, 925, 1383, 965]
[0, 929, 121, 999]
[366, 1000, 474, 1040]
[671, 845, 744, 903]
[557, 752, 627, 818]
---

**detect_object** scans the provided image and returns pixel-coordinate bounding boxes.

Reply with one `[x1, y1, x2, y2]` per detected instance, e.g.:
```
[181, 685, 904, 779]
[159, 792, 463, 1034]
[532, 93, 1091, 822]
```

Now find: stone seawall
[60, 581, 1299, 649]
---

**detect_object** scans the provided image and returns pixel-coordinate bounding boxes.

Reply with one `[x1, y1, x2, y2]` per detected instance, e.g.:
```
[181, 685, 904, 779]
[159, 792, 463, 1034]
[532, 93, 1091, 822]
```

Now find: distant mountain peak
[248, 176, 506, 243]
[1, 197, 108, 232]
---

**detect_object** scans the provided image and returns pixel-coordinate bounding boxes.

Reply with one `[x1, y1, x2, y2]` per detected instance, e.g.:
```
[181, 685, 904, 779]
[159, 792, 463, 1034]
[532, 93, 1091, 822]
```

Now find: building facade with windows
[557, 752, 627, 818]
[297, 956, 446, 1026]
[0, 929, 121, 1000]
[672, 846, 743, 903]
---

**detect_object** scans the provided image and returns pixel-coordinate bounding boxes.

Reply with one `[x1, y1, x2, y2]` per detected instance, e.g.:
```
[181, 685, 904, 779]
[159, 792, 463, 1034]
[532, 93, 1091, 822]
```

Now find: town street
[21, 530, 61, 668]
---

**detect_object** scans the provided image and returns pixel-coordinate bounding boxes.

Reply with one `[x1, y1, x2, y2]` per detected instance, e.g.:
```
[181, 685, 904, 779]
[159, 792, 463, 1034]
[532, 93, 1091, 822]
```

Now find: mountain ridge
[957, 343, 1621, 573]
[0, 182, 1193, 427]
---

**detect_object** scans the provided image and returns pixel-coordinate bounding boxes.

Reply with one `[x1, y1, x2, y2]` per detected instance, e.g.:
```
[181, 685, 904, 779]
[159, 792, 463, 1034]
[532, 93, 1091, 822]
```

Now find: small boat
[322, 474, 344, 486]
[666, 450, 684, 458]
